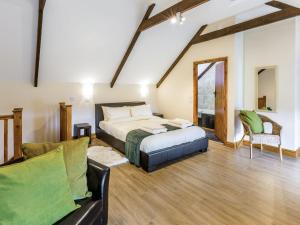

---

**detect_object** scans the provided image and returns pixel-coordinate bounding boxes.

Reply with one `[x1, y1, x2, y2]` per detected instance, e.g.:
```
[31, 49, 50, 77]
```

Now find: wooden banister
[59, 103, 72, 141]
[0, 115, 14, 120]
[1, 108, 23, 163]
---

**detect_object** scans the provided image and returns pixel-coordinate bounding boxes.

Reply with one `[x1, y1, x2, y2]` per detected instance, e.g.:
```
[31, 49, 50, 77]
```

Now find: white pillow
[102, 106, 109, 121]
[131, 104, 152, 118]
[263, 122, 273, 134]
[102, 106, 131, 121]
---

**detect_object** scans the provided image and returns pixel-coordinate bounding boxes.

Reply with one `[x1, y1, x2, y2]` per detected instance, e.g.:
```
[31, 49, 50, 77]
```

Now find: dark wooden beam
[156, 25, 207, 88]
[198, 62, 216, 80]
[34, 0, 47, 87]
[266, 1, 298, 10]
[139, 0, 209, 31]
[110, 4, 155, 88]
[192, 1, 300, 45]
[258, 69, 266, 75]
[157, 1, 300, 88]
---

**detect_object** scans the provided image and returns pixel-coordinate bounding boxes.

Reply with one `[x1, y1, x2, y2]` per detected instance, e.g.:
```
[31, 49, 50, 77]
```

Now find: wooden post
[59, 102, 66, 141]
[13, 108, 23, 160]
[65, 105, 72, 141]
[59, 103, 72, 141]
[4, 119, 8, 162]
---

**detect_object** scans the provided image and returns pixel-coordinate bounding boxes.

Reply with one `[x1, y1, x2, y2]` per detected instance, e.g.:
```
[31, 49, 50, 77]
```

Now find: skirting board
[225, 141, 300, 158]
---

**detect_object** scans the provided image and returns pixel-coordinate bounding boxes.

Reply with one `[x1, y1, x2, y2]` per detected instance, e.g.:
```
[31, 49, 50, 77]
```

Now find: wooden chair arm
[240, 119, 253, 136]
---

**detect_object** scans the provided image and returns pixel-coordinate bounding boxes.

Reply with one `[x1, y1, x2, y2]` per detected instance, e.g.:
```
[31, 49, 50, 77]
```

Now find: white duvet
[99, 116, 206, 153]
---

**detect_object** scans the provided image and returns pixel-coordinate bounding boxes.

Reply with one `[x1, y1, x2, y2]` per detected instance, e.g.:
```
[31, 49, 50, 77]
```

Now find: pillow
[131, 104, 152, 118]
[263, 122, 273, 134]
[0, 146, 78, 225]
[240, 110, 264, 134]
[102, 106, 109, 121]
[102, 106, 131, 121]
[22, 137, 90, 200]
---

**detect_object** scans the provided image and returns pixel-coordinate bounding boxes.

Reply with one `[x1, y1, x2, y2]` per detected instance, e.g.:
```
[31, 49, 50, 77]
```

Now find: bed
[95, 102, 209, 172]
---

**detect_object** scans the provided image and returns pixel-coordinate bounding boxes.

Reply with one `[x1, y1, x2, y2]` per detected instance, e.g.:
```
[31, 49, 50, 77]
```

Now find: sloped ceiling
[1, 0, 299, 85]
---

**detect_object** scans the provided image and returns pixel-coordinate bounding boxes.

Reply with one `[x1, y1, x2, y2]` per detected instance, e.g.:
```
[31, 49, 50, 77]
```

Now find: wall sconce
[140, 84, 149, 98]
[82, 82, 94, 101]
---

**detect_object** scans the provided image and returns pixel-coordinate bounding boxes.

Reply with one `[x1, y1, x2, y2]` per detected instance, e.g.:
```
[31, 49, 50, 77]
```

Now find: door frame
[193, 57, 228, 141]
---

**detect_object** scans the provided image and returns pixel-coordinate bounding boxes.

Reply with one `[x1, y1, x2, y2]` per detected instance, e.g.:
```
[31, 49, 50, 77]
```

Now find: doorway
[193, 57, 228, 143]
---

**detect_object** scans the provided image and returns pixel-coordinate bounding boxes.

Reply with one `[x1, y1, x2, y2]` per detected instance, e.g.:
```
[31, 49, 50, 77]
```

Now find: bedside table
[153, 113, 164, 118]
[74, 123, 92, 144]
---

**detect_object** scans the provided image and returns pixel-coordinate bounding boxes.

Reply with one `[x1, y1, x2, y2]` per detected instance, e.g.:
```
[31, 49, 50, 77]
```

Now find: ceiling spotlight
[170, 16, 177, 24]
[170, 12, 186, 25]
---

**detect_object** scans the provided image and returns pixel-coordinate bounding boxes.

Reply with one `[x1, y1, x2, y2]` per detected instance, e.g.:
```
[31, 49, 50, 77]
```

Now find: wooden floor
[102, 141, 300, 225]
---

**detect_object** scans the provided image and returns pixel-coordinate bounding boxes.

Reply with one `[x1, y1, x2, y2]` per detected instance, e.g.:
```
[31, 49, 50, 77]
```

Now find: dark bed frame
[95, 102, 209, 172]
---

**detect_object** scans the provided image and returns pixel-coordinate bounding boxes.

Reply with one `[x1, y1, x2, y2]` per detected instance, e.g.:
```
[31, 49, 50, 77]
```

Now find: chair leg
[236, 134, 245, 150]
[260, 142, 263, 152]
[279, 145, 283, 161]
[250, 143, 253, 159]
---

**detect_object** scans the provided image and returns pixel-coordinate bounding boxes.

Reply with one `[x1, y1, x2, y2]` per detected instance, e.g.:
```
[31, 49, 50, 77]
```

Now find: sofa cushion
[252, 134, 281, 145]
[240, 110, 264, 134]
[22, 137, 91, 200]
[0, 146, 78, 225]
[55, 198, 103, 225]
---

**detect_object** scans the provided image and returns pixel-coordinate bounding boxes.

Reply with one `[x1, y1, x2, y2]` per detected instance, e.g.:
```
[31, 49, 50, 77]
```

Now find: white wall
[243, 19, 297, 150]
[0, 82, 158, 143]
[295, 16, 300, 149]
[0, 81, 158, 162]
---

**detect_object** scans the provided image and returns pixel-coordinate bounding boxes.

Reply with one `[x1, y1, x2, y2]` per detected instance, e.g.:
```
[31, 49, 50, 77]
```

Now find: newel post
[13, 108, 23, 159]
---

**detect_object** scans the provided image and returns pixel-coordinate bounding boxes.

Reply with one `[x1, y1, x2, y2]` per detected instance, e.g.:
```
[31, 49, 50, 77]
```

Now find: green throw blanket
[125, 124, 179, 167]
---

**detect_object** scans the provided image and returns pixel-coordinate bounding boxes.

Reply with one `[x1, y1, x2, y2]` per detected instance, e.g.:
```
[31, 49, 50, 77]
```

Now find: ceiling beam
[266, 1, 298, 10]
[110, 4, 155, 88]
[34, 0, 47, 87]
[258, 69, 266, 75]
[198, 62, 216, 80]
[156, 25, 207, 88]
[139, 0, 209, 31]
[191, 1, 300, 45]
[156, 1, 300, 88]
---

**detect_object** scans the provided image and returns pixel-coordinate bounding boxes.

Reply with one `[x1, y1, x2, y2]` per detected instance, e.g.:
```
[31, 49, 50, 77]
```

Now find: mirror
[256, 66, 276, 112]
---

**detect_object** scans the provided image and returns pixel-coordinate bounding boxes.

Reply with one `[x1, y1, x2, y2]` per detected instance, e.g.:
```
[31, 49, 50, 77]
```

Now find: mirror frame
[255, 65, 277, 113]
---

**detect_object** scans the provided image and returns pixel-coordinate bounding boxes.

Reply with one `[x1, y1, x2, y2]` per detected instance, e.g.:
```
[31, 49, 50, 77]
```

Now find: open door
[214, 62, 226, 142]
[193, 57, 227, 143]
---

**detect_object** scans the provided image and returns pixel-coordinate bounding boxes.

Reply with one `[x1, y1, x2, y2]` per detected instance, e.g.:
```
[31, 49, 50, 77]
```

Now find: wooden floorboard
[96, 140, 300, 225]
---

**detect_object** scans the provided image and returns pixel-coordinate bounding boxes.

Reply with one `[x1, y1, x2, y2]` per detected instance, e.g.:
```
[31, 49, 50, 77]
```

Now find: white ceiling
[1, 0, 300, 85]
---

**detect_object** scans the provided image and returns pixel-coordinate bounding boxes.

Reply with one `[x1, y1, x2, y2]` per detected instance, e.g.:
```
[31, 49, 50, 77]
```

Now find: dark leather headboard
[95, 101, 146, 129]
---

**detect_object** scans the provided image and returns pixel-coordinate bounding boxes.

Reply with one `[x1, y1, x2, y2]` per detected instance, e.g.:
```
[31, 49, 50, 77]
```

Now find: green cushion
[240, 110, 264, 134]
[22, 137, 91, 200]
[0, 146, 78, 225]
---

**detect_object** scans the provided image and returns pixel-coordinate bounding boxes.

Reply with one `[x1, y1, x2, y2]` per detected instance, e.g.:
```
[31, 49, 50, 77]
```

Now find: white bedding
[99, 116, 206, 153]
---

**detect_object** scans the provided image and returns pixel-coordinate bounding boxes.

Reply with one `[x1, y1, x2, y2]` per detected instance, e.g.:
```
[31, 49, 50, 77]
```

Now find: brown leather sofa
[2, 158, 110, 225]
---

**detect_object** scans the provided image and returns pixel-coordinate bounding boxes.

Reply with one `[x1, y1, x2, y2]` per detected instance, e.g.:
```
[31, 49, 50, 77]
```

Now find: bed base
[96, 130, 208, 172]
